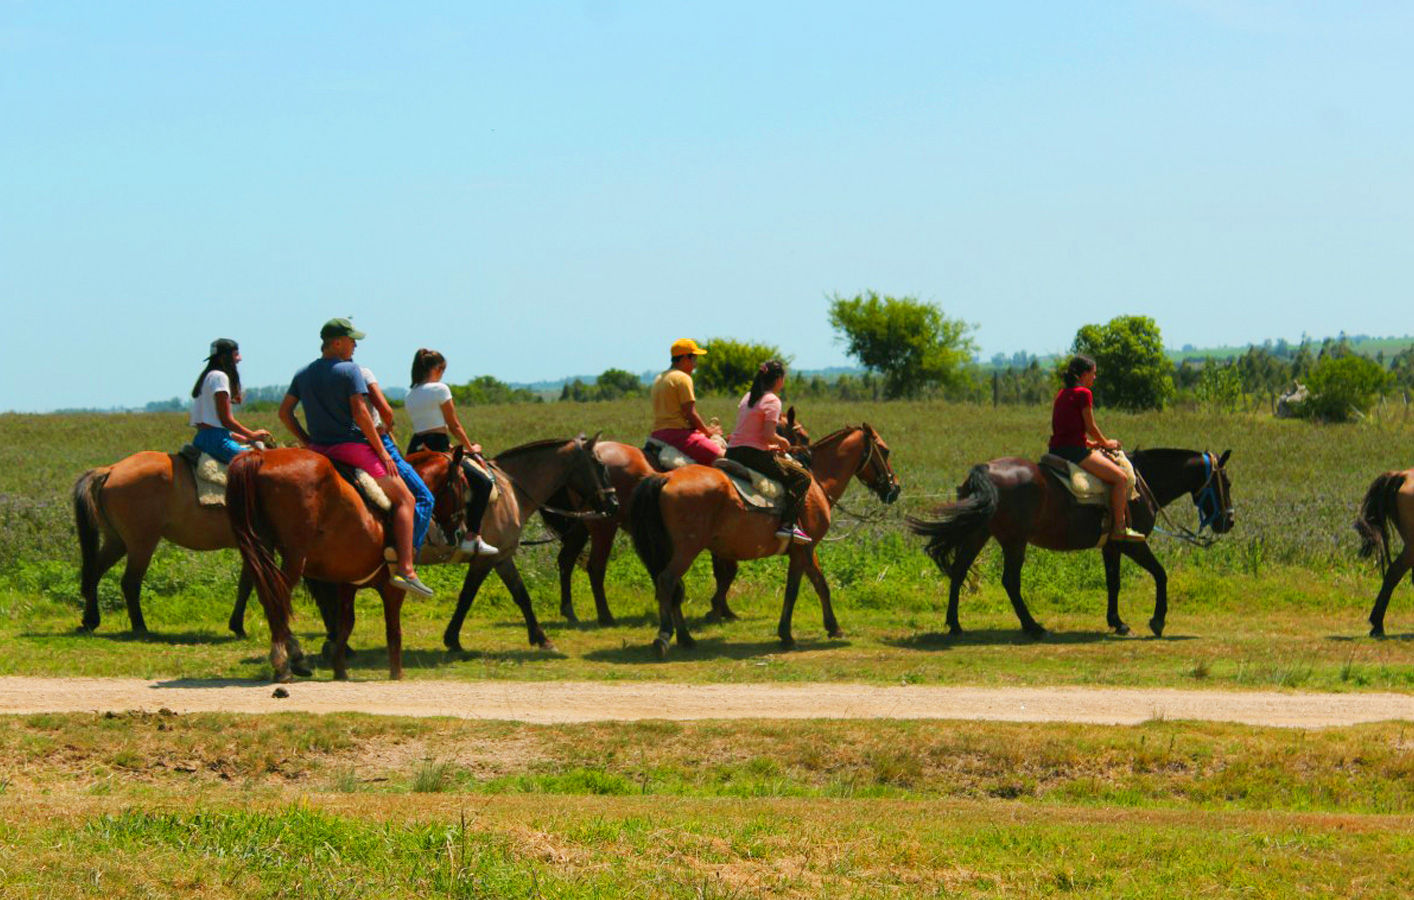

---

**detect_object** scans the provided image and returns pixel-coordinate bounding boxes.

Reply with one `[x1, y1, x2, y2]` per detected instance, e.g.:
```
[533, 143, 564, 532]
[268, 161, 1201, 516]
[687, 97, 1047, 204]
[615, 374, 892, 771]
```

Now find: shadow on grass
[1326, 632, 1414, 642]
[583, 633, 848, 665]
[24, 628, 244, 646]
[886, 628, 1198, 650]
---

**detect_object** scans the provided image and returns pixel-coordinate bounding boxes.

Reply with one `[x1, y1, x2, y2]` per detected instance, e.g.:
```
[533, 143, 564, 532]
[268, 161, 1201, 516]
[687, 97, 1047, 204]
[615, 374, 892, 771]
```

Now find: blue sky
[2, 1, 1411, 411]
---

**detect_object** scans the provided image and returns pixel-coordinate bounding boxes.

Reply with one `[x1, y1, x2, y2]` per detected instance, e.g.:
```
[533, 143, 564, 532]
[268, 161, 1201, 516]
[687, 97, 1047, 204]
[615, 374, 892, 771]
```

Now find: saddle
[712, 458, 787, 515]
[326, 459, 392, 514]
[177, 444, 229, 508]
[643, 437, 693, 472]
[1038, 451, 1139, 507]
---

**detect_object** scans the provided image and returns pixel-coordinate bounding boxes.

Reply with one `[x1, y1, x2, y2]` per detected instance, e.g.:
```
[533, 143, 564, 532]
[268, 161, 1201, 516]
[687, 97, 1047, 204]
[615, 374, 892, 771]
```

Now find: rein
[1148, 451, 1229, 548]
[491, 448, 616, 521]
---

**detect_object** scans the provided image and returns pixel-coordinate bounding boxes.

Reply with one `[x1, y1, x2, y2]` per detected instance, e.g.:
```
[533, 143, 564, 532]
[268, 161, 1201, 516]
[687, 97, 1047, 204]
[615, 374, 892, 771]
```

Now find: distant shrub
[1298, 356, 1389, 422]
[1194, 364, 1244, 413]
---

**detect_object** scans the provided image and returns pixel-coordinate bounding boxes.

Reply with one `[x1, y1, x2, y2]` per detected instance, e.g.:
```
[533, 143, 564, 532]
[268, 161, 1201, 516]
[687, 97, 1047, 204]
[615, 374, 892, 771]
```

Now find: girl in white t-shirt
[189, 339, 271, 463]
[405, 349, 497, 556]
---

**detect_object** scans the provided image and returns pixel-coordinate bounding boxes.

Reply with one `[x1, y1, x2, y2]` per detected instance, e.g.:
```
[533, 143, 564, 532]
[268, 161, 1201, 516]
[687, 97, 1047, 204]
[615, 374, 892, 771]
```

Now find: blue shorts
[381, 434, 434, 551]
[193, 427, 245, 464]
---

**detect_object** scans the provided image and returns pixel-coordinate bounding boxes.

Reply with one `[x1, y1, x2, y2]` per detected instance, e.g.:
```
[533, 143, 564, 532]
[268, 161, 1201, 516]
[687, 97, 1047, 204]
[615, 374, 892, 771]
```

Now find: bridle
[496, 440, 618, 521]
[1193, 451, 1232, 531]
[852, 427, 898, 501]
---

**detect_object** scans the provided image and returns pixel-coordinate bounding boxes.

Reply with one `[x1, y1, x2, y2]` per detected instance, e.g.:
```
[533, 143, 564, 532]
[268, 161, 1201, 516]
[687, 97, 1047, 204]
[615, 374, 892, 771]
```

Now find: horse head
[858, 423, 901, 504]
[1199, 449, 1235, 534]
[571, 431, 619, 518]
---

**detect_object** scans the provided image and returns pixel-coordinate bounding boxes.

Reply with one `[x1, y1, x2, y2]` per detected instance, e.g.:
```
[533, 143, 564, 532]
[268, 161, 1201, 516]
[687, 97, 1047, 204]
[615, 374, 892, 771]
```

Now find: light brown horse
[628, 424, 900, 658]
[1355, 470, 1414, 637]
[226, 445, 475, 681]
[73, 451, 254, 634]
[542, 408, 810, 626]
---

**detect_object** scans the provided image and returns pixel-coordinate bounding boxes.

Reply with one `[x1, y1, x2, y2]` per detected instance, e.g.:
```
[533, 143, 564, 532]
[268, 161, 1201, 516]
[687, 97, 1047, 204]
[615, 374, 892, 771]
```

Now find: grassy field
[3, 711, 1414, 898]
[4, 400, 1414, 687]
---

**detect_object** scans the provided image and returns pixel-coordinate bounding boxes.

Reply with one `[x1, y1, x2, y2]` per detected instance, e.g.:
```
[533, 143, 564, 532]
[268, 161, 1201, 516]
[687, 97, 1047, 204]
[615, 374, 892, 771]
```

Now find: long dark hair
[1062, 354, 1096, 389]
[411, 348, 446, 386]
[191, 340, 242, 404]
[747, 359, 787, 408]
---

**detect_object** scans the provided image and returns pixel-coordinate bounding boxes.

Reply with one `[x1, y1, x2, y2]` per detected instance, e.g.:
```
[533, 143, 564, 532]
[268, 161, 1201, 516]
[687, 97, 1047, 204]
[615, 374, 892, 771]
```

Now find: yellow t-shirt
[651, 368, 696, 431]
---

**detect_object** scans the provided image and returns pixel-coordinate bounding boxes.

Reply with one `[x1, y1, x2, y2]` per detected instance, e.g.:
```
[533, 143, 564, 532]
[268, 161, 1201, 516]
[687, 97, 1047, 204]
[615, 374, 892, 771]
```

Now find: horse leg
[803, 550, 842, 639]
[80, 538, 125, 633]
[331, 584, 356, 681]
[670, 580, 694, 649]
[1000, 542, 1046, 637]
[652, 560, 691, 659]
[279, 556, 312, 677]
[443, 563, 493, 652]
[705, 554, 740, 624]
[946, 531, 990, 636]
[1102, 545, 1129, 635]
[379, 585, 406, 680]
[1118, 541, 1169, 637]
[1368, 547, 1413, 638]
[259, 554, 305, 683]
[777, 551, 809, 649]
[496, 560, 554, 650]
[555, 524, 589, 624]
[307, 579, 350, 661]
[117, 540, 158, 634]
[587, 521, 618, 626]
[227, 563, 254, 638]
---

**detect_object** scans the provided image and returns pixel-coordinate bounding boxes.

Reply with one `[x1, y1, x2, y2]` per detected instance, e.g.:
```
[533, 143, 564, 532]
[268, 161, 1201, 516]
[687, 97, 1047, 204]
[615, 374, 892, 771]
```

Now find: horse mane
[1128, 447, 1198, 464]
[495, 437, 572, 461]
[809, 425, 859, 450]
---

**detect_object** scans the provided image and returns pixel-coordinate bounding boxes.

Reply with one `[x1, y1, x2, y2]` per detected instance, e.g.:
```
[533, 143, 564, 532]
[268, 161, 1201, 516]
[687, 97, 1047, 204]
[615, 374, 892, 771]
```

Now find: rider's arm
[438, 399, 477, 453]
[681, 399, 714, 435]
[215, 392, 271, 444]
[278, 394, 310, 447]
[1081, 407, 1119, 450]
[365, 381, 396, 435]
[350, 395, 394, 467]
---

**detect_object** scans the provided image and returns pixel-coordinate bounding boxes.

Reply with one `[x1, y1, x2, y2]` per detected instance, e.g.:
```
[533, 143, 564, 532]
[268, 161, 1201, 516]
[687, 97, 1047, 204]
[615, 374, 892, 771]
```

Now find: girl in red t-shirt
[1049, 355, 1144, 541]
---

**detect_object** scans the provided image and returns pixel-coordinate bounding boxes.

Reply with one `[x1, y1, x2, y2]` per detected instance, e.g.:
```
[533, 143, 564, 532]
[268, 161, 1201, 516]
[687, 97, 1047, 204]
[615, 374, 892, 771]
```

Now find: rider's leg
[1079, 452, 1130, 533]
[382, 435, 432, 551]
[376, 475, 417, 576]
[457, 466, 498, 555]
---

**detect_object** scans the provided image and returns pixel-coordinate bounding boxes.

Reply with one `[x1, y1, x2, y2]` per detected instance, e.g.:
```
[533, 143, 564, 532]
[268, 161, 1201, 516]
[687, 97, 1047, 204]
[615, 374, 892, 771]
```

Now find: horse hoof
[230, 628, 247, 640]
[78, 622, 98, 634]
[273, 672, 294, 685]
[828, 628, 844, 639]
[291, 662, 313, 678]
[653, 637, 670, 660]
[444, 638, 463, 653]
[333, 670, 349, 682]
[561, 610, 579, 624]
[1370, 626, 1386, 639]
[947, 624, 964, 637]
[540, 641, 558, 653]
[779, 636, 797, 650]
[678, 635, 697, 650]
[1149, 618, 1165, 638]
[1114, 623, 1131, 636]
[597, 616, 617, 627]
[1024, 625, 1047, 639]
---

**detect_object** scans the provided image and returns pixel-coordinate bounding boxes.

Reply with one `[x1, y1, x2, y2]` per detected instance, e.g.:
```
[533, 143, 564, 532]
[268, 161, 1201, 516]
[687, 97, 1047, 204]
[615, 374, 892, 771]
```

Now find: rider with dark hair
[726, 359, 813, 544]
[1050, 354, 1144, 542]
[189, 338, 272, 463]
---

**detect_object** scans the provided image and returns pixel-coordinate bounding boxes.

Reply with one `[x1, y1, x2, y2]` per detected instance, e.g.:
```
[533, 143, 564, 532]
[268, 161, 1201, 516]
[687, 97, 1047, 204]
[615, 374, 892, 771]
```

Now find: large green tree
[827, 292, 975, 399]
[694, 338, 788, 396]
[1070, 316, 1174, 411]
[1300, 355, 1389, 422]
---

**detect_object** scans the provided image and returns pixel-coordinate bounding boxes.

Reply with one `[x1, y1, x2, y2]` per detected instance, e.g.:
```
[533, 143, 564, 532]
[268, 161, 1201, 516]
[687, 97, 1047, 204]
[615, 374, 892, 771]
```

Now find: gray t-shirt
[287, 357, 368, 445]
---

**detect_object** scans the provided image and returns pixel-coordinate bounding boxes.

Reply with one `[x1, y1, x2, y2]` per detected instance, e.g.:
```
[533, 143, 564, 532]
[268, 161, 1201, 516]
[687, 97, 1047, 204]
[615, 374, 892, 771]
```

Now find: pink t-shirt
[728, 391, 781, 451]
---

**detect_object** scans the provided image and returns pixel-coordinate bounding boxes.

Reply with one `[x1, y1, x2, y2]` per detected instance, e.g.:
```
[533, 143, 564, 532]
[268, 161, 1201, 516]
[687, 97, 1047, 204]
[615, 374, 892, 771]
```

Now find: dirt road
[1, 676, 1411, 727]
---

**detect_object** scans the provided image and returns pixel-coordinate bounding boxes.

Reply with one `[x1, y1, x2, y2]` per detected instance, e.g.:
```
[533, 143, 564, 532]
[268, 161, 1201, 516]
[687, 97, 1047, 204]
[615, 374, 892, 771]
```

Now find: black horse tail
[1355, 472, 1406, 574]
[907, 464, 999, 574]
[72, 468, 113, 602]
[628, 475, 672, 579]
[226, 451, 293, 622]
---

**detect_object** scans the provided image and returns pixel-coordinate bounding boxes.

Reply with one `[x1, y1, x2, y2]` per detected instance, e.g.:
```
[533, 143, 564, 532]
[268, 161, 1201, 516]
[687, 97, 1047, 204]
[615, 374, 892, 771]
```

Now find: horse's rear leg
[80, 538, 125, 633]
[555, 524, 589, 623]
[947, 531, 991, 636]
[1102, 545, 1129, 635]
[443, 563, 492, 652]
[705, 554, 739, 624]
[1118, 542, 1168, 637]
[497, 560, 553, 650]
[227, 563, 254, 638]
[1000, 542, 1045, 637]
[586, 520, 618, 626]
[118, 541, 158, 634]
[802, 550, 842, 639]
[1369, 547, 1414, 637]
[777, 551, 809, 649]
[652, 560, 692, 659]
[379, 585, 406, 680]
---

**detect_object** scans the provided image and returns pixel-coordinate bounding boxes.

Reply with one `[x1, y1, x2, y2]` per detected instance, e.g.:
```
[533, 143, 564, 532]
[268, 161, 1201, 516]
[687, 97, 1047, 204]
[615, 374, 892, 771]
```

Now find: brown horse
[628, 424, 900, 658]
[226, 445, 475, 681]
[908, 448, 1233, 638]
[542, 409, 810, 626]
[1354, 470, 1414, 637]
[73, 451, 255, 635]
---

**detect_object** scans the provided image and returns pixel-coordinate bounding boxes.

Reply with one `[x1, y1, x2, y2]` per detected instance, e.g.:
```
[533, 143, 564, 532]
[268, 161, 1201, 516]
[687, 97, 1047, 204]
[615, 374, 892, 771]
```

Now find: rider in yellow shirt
[649, 338, 724, 465]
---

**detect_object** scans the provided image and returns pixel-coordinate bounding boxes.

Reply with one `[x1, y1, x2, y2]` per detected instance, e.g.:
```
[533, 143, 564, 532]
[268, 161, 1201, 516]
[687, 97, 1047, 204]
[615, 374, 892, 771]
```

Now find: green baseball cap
[319, 317, 366, 340]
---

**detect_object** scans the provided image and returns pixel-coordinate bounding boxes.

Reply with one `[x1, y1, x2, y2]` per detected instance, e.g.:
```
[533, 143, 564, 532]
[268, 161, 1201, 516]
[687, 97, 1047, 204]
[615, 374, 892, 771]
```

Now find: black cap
[206, 338, 239, 360]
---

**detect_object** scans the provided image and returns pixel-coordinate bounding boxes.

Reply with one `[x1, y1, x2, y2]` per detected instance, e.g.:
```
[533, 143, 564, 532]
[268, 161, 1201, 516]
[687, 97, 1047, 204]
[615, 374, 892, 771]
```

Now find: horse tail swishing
[628, 475, 672, 580]
[907, 464, 999, 572]
[225, 451, 293, 623]
[72, 468, 115, 630]
[1355, 472, 1406, 572]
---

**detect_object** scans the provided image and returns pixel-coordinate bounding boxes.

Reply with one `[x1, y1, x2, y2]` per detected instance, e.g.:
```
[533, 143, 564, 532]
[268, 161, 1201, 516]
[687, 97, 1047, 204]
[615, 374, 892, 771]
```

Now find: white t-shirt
[359, 366, 383, 430]
[406, 382, 453, 434]
[189, 370, 231, 428]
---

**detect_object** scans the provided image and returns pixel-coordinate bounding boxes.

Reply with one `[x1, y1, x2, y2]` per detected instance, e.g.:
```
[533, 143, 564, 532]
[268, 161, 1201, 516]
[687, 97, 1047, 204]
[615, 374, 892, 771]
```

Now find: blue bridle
[1194, 452, 1228, 530]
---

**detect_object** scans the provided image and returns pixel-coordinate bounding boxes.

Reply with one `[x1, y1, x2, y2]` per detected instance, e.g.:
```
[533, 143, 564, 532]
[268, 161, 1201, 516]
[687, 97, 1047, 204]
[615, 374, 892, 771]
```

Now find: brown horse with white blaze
[628, 424, 900, 657]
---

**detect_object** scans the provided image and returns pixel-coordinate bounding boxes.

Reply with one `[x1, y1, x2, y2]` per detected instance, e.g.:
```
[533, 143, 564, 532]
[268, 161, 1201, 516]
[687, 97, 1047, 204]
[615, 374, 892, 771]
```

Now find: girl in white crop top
[189, 338, 272, 463]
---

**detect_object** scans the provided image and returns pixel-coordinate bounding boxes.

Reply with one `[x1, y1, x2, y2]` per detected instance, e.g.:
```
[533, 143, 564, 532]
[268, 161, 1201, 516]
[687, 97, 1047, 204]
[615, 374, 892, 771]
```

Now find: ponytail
[1062, 354, 1095, 389]
[411, 348, 446, 386]
[747, 359, 787, 408]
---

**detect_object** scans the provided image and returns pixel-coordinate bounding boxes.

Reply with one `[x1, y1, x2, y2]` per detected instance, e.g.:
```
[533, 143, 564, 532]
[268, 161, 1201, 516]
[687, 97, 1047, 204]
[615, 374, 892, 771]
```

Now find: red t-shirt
[1049, 386, 1092, 449]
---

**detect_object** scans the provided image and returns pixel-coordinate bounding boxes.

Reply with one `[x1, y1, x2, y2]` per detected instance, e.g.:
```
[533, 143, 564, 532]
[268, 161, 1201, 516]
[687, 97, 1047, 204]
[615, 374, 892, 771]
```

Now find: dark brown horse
[908, 448, 1233, 638]
[1354, 470, 1414, 636]
[542, 409, 810, 626]
[226, 445, 475, 681]
[73, 450, 255, 634]
[628, 424, 900, 658]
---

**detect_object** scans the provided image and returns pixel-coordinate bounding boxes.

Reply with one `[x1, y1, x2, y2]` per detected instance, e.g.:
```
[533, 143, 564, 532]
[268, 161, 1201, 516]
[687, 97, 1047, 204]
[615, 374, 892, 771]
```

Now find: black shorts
[407, 431, 451, 455]
[1048, 445, 1091, 464]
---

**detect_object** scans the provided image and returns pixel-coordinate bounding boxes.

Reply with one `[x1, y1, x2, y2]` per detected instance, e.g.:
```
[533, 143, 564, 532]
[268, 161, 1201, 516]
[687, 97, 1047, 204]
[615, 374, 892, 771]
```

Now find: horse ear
[587, 430, 602, 449]
[1218, 449, 1231, 466]
[451, 445, 465, 465]
[862, 421, 874, 436]
[787, 406, 796, 428]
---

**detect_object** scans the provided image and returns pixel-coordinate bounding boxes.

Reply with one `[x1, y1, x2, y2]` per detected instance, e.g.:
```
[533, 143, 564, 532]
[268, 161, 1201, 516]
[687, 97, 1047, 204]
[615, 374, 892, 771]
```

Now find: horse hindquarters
[73, 469, 123, 631]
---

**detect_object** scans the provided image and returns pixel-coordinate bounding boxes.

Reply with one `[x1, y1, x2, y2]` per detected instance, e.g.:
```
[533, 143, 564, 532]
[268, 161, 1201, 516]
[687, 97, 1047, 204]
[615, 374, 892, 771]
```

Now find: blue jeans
[382, 434, 433, 551]
[192, 427, 245, 464]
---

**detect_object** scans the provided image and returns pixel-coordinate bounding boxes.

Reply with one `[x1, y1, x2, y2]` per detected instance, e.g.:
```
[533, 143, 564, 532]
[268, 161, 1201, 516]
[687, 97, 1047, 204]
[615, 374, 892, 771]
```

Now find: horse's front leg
[803, 550, 842, 639]
[1368, 547, 1413, 638]
[331, 584, 356, 681]
[777, 551, 808, 649]
[1000, 541, 1046, 637]
[379, 584, 405, 680]
[443, 563, 492, 652]
[496, 560, 553, 650]
[1119, 541, 1168, 637]
[1102, 545, 1129, 635]
[555, 523, 589, 623]
[705, 554, 740, 623]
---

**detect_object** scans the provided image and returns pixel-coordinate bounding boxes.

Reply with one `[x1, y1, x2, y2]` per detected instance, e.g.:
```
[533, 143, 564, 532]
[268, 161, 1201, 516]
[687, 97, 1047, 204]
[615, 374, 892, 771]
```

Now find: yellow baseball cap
[670, 338, 708, 357]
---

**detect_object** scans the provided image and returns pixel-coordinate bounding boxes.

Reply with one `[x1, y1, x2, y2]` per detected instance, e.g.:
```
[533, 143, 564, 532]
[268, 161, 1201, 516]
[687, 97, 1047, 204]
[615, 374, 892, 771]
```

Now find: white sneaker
[458, 535, 499, 557]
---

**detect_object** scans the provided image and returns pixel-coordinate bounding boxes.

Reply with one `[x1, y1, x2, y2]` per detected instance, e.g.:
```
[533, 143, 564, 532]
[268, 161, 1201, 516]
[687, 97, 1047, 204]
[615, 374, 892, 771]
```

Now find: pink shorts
[651, 428, 725, 466]
[310, 441, 388, 478]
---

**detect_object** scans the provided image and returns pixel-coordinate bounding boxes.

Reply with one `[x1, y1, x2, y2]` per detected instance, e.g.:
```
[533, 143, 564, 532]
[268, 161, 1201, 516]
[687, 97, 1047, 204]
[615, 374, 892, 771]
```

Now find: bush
[1299, 356, 1389, 422]
[1071, 316, 1174, 411]
[449, 376, 541, 406]
[694, 338, 788, 396]
[828, 292, 975, 399]
[1195, 364, 1244, 413]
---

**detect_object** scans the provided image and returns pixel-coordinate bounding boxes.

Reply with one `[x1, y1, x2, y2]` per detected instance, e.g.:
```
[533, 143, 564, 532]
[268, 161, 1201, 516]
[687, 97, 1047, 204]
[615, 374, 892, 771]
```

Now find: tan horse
[628, 424, 900, 658]
[73, 451, 253, 635]
[1355, 470, 1414, 636]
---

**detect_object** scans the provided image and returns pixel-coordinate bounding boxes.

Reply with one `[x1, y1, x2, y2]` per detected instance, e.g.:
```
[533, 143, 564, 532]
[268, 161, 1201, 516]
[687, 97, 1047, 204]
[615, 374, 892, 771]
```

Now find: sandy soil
[1, 677, 1411, 728]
